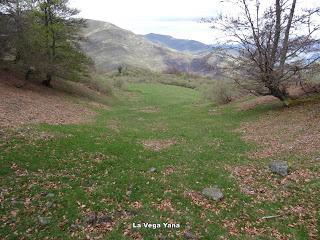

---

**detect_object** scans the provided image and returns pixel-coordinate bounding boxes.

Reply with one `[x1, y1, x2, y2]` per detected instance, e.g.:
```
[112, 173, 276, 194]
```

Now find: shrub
[113, 78, 127, 90]
[201, 81, 236, 105]
[88, 77, 113, 96]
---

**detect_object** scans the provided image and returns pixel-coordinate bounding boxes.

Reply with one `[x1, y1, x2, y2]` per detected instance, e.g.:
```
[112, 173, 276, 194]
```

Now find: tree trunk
[42, 73, 52, 87]
[269, 86, 290, 107]
[25, 68, 32, 81]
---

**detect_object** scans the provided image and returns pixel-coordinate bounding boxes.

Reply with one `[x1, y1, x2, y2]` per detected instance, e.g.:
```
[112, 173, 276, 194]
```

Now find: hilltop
[144, 33, 212, 54]
[81, 20, 226, 78]
[81, 20, 193, 73]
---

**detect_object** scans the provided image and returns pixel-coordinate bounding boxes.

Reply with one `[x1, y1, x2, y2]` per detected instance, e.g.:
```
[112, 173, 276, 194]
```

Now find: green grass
[0, 83, 318, 239]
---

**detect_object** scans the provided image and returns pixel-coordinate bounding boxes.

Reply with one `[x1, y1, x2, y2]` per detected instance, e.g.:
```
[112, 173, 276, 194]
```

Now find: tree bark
[270, 0, 281, 67]
[279, 0, 297, 73]
[42, 73, 52, 87]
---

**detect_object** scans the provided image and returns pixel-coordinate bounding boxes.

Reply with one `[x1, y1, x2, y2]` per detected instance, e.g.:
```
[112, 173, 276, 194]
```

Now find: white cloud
[69, 0, 320, 44]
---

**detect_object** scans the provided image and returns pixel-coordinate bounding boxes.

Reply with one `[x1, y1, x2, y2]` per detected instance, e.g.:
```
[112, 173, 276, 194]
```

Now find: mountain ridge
[144, 33, 213, 54]
[81, 19, 222, 78]
[81, 19, 194, 73]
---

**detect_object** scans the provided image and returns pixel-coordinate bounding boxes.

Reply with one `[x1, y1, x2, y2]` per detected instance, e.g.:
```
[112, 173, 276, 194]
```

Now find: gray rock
[96, 214, 112, 224]
[38, 216, 50, 226]
[46, 201, 54, 208]
[85, 213, 97, 224]
[202, 186, 224, 201]
[126, 190, 132, 196]
[148, 167, 157, 173]
[183, 231, 198, 240]
[269, 161, 288, 176]
[70, 223, 81, 230]
[46, 193, 55, 198]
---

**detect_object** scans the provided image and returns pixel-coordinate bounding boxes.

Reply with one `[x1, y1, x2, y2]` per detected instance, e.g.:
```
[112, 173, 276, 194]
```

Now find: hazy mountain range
[81, 19, 224, 78]
[144, 33, 213, 54]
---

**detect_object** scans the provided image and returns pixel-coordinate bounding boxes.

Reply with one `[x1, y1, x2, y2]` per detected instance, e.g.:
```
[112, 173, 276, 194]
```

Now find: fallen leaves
[226, 164, 319, 202]
[154, 199, 175, 212]
[11, 163, 28, 177]
[224, 164, 319, 239]
[237, 96, 278, 111]
[123, 224, 143, 240]
[163, 167, 175, 176]
[184, 191, 220, 214]
[238, 100, 320, 158]
[0, 79, 96, 127]
[131, 201, 143, 209]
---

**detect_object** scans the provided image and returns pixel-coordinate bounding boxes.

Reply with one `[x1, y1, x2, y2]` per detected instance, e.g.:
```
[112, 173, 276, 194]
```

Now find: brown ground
[141, 139, 177, 151]
[136, 107, 160, 113]
[236, 85, 317, 111]
[237, 96, 279, 111]
[0, 72, 96, 127]
[238, 99, 320, 159]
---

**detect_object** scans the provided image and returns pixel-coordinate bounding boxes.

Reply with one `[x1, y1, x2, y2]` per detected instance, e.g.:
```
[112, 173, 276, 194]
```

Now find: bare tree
[205, 0, 320, 105]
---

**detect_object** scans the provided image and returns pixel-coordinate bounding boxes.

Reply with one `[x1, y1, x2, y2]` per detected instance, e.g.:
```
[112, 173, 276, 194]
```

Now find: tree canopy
[0, 0, 92, 86]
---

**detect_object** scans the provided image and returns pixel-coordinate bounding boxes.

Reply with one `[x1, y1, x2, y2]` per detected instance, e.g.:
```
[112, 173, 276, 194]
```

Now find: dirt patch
[237, 96, 279, 111]
[136, 107, 160, 113]
[0, 74, 96, 127]
[148, 122, 168, 132]
[107, 120, 121, 133]
[89, 101, 112, 111]
[163, 167, 175, 176]
[0, 127, 72, 143]
[142, 139, 177, 151]
[208, 108, 223, 116]
[238, 100, 320, 158]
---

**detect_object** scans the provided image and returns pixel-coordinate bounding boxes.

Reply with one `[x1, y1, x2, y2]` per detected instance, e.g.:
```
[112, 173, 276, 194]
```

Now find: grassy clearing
[0, 83, 319, 239]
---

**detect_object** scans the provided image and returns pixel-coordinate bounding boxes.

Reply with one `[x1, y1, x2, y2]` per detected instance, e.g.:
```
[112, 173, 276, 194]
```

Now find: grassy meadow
[0, 83, 319, 239]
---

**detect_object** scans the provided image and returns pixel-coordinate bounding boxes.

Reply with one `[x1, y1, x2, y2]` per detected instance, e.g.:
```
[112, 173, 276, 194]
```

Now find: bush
[201, 81, 236, 104]
[112, 78, 127, 90]
[88, 77, 113, 96]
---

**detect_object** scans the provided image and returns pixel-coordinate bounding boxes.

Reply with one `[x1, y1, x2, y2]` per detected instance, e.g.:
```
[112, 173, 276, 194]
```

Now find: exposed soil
[141, 139, 177, 151]
[136, 107, 160, 113]
[107, 120, 121, 133]
[237, 96, 279, 111]
[0, 72, 96, 127]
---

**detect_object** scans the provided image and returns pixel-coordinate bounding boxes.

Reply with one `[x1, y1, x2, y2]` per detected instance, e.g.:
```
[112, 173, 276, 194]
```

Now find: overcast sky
[69, 0, 319, 44]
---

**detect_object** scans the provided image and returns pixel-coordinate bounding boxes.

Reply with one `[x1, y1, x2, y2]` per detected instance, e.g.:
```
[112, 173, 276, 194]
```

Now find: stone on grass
[183, 231, 198, 240]
[70, 223, 81, 231]
[269, 161, 288, 176]
[85, 213, 97, 224]
[38, 216, 50, 226]
[46, 193, 55, 198]
[148, 167, 157, 173]
[96, 214, 112, 224]
[202, 186, 224, 201]
[126, 190, 132, 197]
[46, 201, 54, 208]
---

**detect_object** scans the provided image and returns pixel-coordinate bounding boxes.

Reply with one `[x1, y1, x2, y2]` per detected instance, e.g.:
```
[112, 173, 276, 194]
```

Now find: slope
[81, 20, 193, 73]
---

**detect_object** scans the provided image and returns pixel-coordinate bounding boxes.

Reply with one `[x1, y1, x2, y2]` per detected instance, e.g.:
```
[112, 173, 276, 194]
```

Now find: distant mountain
[81, 20, 193, 73]
[81, 20, 225, 78]
[144, 33, 212, 54]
